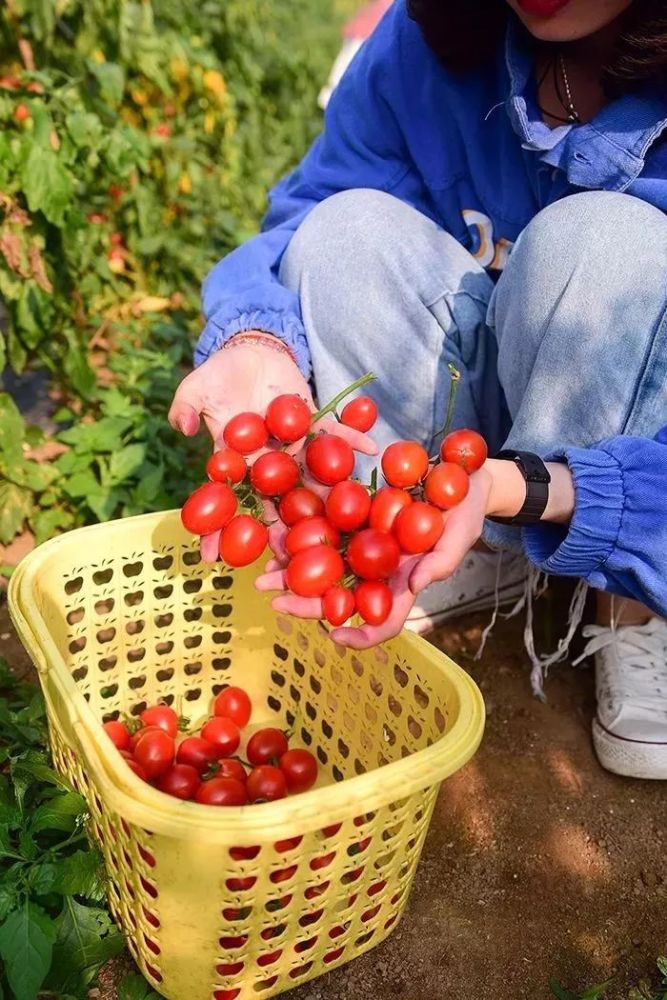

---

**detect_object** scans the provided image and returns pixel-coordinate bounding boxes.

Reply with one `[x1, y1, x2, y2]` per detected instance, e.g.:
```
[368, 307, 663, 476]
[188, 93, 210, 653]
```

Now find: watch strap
[488, 449, 551, 526]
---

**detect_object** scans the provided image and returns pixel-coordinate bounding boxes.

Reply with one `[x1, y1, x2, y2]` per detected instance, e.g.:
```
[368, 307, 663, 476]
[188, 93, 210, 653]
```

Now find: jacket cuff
[522, 446, 625, 580]
[194, 309, 312, 379]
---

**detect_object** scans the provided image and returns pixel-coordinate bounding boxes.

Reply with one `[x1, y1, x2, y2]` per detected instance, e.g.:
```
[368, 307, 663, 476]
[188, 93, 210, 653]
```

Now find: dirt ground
[2, 592, 666, 1000]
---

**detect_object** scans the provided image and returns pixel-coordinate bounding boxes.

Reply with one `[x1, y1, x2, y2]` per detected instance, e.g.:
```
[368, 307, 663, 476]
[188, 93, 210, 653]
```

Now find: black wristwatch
[487, 450, 551, 526]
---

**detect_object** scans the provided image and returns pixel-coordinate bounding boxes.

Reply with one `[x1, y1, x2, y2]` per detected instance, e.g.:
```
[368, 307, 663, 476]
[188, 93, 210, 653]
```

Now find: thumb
[168, 399, 201, 437]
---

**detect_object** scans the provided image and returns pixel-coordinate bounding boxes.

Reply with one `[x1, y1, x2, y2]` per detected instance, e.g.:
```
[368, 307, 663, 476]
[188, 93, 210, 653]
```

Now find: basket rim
[8, 511, 485, 841]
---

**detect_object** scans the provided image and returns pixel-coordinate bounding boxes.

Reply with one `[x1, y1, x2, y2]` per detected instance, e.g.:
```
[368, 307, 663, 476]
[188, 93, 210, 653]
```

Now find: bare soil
[2, 593, 666, 1000]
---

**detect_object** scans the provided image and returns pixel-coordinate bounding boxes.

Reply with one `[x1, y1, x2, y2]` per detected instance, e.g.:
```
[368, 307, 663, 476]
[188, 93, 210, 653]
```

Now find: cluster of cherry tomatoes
[103, 686, 318, 805]
[180, 375, 488, 628]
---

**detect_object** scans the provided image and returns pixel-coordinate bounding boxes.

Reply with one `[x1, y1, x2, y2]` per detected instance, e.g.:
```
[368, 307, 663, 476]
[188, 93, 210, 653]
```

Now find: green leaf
[0, 902, 56, 1000]
[0, 482, 32, 545]
[0, 393, 25, 464]
[87, 61, 125, 104]
[119, 972, 162, 1000]
[29, 849, 104, 899]
[31, 506, 74, 545]
[657, 957, 667, 978]
[21, 147, 73, 227]
[59, 416, 128, 454]
[549, 982, 580, 1000]
[47, 900, 124, 996]
[108, 443, 146, 485]
[66, 111, 103, 149]
[31, 792, 87, 834]
[0, 883, 18, 922]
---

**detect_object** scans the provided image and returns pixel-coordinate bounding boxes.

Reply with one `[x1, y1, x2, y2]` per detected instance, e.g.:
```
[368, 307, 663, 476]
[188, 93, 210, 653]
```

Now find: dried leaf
[0, 231, 27, 276]
[27, 241, 53, 293]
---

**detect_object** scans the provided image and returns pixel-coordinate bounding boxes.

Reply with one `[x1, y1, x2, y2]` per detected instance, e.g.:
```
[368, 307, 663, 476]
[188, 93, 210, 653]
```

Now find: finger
[315, 417, 378, 457]
[332, 559, 418, 649]
[255, 569, 287, 592]
[168, 399, 201, 437]
[271, 594, 324, 619]
[263, 558, 284, 573]
[200, 531, 220, 563]
[409, 490, 486, 594]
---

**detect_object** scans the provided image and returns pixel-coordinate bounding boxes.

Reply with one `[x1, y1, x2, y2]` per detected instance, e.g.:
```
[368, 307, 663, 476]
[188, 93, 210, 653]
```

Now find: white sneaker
[405, 550, 528, 634]
[579, 619, 667, 779]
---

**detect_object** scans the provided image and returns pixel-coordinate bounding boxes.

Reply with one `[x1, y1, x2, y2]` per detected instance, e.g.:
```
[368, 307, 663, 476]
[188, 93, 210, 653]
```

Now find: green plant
[0, 658, 124, 998]
[0, 0, 357, 557]
[550, 959, 667, 1000]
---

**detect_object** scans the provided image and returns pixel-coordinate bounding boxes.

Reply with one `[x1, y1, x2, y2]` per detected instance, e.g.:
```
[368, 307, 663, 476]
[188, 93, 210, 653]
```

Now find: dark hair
[407, 0, 667, 93]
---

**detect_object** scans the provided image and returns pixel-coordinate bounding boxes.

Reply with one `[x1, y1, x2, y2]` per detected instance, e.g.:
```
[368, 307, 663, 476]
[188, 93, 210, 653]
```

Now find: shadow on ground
[2, 592, 665, 1000]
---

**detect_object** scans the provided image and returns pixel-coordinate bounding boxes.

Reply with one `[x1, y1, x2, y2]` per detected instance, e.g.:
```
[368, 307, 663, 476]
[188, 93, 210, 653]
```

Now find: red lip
[517, 0, 571, 16]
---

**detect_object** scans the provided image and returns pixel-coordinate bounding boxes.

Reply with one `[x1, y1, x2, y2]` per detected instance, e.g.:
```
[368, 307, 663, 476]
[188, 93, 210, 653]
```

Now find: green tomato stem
[311, 372, 377, 425]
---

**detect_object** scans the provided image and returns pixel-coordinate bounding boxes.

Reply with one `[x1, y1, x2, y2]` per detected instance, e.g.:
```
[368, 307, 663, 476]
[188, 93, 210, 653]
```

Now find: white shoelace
[575, 620, 667, 717]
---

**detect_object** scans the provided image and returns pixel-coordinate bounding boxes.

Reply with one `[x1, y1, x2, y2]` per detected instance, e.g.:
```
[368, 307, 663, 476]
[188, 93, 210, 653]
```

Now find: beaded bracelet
[223, 332, 295, 362]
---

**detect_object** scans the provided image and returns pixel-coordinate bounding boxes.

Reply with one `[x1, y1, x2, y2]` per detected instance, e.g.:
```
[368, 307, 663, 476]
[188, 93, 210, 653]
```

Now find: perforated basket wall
[9, 511, 484, 1000]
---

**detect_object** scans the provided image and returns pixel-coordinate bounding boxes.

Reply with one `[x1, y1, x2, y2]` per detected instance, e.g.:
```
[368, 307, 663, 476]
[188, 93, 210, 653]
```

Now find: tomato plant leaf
[0, 482, 32, 544]
[87, 60, 126, 104]
[29, 849, 104, 899]
[30, 791, 87, 834]
[0, 392, 25, 463]
[0, 901, 56, 1000]
[108, 443, 146, 485]
[21, 147, 73, 227]
[118, 972, 163, 1000]
[46, 900, 124, 995]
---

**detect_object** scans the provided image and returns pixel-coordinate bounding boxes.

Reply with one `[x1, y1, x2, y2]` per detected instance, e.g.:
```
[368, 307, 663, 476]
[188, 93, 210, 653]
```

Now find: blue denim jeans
[280, 189, 667, 553]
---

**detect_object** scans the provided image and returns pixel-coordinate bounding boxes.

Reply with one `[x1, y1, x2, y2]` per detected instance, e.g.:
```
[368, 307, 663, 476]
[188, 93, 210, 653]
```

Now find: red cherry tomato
[285, 545, 345, 597]
[133, 729, 175, 780]
[201, 717, 241, 756]
[14, 103, 30, 123]
[125, 758, 148, 781]
[196, 777, 248, 806]
[322, 586, 355, 627]
[247, 766, 288, 803]
[355, 580, 393, 625]
[213, 687, 252, 727]
[440, 428, 488, 474]
[285, 516, 341, 557]
[156, 764, 200, 800]
[220, 515, 268, 568]
[278, 488, 324, 526]
[181, 482, 237, 535]
[265, 394, 311, 443]
[250, 452, 300, 497]
[206, 448, 247, 485]
[103, 720, 130, 751]
[393, 501, 444, 554]
[368, 487, 413, 533]
[305, 435, 355, 486]
[176, 736, 220, 774]
[247, 728, 289, 766]
[279, 749, 318, 793]
[129, 725, 161, 752]
[325, 481, 371, 533]
[381, 441, 429, 488]
[346, 529, 400, 581]
[223, 412, 269, 454]
[140, 705, 179, 739]
[424, 462, 470, 510]
[340, 396, 378, 433]
[217, 758, 248, 783]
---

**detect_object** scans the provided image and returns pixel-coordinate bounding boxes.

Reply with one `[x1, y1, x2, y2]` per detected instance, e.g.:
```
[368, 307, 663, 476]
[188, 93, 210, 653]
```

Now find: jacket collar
[503, 17, 667, 191]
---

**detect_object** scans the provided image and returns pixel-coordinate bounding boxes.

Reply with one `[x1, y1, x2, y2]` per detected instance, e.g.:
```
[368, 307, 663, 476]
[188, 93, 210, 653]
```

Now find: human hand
[256, 467, 494, 649]
[170, 336, 378, 561]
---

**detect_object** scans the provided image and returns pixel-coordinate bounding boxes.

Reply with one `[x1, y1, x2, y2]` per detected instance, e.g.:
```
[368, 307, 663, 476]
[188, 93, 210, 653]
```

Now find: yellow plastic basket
[8, 510, 484, 1000]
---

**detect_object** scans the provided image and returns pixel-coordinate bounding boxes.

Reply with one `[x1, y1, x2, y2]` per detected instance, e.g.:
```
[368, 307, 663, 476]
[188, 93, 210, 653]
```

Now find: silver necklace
[559, 53, 581, 124]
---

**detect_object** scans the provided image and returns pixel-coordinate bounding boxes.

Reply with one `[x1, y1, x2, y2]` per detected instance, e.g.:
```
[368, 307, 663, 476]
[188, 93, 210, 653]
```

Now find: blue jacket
[197, 1, 667, 615]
